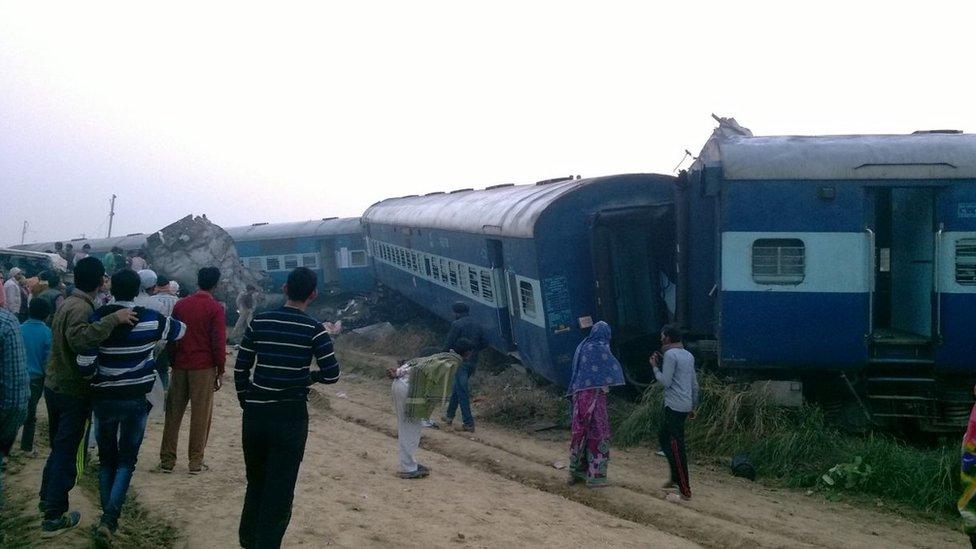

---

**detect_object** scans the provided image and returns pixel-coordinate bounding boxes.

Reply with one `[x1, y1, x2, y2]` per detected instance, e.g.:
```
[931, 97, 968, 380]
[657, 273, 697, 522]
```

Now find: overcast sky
[2, 1, 973, 246]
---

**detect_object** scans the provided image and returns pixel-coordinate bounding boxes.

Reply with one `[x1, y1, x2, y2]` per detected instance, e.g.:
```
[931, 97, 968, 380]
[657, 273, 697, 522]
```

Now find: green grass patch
[613, 373, 961, 517]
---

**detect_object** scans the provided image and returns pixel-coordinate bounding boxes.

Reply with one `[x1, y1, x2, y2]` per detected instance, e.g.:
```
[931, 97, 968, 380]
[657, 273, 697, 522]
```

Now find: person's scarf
[567, 321, 625, 396]
[958, 400, 976, 531]
[405, 351, 462, 420]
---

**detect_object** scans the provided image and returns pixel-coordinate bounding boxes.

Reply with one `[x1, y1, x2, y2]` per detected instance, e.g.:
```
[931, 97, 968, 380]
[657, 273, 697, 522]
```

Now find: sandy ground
[4, 348, 968, 548]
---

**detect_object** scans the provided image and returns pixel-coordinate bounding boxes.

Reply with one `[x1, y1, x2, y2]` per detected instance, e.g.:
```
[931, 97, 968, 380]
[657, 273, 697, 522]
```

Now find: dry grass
[473, 368, 570, 428]
[613, 372, 961, 517]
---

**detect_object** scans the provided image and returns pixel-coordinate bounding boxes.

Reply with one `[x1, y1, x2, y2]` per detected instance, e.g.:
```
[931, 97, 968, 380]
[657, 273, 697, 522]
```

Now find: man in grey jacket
[650, 324, 699, 501]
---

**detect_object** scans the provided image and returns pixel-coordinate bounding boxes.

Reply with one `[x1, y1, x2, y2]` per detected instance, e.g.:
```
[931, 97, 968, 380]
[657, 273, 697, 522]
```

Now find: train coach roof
[698, 128, 976, 180]
[14, 233, 149, 253]
[223, 218, 362, 241]
[362, 174, 668, 238]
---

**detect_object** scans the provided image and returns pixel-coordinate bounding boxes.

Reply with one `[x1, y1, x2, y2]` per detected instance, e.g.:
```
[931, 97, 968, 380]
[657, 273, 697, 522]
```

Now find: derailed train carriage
[362, 174, 677, 387]
[16, 218, 374, 297]
[224, 218, 373, 294]
[683, 122, 976, 429]
[365, 123, 976, 429]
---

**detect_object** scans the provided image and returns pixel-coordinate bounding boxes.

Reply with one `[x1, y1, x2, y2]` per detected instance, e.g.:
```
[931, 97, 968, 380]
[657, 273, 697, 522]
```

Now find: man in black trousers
[234, 267, 340, 548]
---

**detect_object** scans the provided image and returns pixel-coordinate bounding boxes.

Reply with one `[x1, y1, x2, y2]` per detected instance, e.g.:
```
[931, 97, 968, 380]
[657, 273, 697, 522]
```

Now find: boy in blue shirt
[19, 299, 52, 457]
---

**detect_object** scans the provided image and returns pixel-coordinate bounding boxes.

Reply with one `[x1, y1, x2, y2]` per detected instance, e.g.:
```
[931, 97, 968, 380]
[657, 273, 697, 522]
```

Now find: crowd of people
[0, 247, 345, 547]
[3, 249, 976, 547]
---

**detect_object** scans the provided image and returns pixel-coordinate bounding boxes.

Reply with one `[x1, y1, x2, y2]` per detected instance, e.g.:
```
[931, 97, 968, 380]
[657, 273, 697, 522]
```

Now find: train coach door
[590, 207, 675, 386]
[488, 239, 516, 350]
[321, 239, 339, 284]
[868, 187, 937, 355]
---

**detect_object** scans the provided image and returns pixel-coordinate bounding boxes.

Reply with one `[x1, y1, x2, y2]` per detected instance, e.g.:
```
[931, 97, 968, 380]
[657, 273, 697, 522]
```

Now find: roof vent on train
[450, 188, 474, 194]
[912, 129, 963, 134]
[251, 222, 269, 226]
[322, 217, 338, 221]
[424, 191, 445, 196]
[125, 233, 143, 236]
[486, 183, 515, 190]
[535, 175, 579, 186]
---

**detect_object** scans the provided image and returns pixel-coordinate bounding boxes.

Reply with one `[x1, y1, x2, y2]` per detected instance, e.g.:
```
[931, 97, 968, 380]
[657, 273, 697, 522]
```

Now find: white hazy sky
[2, 1, 974, 246]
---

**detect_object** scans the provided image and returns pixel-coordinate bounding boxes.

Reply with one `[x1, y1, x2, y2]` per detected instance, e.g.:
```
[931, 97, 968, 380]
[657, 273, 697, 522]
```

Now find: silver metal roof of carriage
[362, 175, 622, 239]
[14, 233, 151, 254]
[695, 116, 976, 181]
[223, 218, 362, 241]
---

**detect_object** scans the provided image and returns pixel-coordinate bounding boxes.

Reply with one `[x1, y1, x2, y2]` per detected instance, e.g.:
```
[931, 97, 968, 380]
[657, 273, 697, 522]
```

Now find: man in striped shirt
[76, 269, 186, 541]
[234, 267, 340, 549]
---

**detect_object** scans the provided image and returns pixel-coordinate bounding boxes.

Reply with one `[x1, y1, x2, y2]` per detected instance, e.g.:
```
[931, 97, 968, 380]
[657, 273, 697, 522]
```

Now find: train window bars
[480, 270, 494, 302]
[266, 256, 281, 271]
[519, 280, 537, 316]
[468, 268, 480, 296]
[957, 238, 976, 285]
[247, 257, 262, 270]
[284, 255, 299, 269]
[302, 254, 318, 268]
[751, 238, 805, 285]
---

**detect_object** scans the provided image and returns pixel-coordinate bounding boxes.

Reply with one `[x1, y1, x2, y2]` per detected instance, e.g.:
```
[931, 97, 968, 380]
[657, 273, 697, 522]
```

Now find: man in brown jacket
[39, 258, 137, 537]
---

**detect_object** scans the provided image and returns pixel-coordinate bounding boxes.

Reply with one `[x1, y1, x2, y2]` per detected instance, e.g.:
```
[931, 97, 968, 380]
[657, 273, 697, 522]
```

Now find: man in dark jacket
[441, 301, 485, 432]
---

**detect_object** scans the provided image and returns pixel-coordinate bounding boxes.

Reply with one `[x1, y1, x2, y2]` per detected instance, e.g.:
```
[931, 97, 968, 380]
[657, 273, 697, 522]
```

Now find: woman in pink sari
[567, 321, 625, 488]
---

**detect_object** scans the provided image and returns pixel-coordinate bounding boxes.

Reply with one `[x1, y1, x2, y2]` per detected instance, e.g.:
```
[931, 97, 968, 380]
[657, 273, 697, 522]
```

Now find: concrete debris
[350, 321, 396, 341]
[146, 215, 263, 305]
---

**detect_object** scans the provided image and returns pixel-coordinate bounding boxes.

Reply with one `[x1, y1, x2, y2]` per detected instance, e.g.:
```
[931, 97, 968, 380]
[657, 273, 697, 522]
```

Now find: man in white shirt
[3, 268, 25, 319]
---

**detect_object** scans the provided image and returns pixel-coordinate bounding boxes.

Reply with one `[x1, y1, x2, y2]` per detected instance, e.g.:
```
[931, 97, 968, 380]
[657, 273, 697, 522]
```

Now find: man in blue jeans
[39, 258, 137, 537]
[76, 269, 186, 542]
[442, 302, 485, 432]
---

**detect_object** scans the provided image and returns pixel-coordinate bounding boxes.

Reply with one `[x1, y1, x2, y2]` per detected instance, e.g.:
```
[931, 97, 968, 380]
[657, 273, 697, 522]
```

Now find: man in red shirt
[158, 267, 226, 474]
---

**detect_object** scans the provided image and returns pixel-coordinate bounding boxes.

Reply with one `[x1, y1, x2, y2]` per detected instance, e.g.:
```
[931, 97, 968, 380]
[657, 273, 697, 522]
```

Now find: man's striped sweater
[234, 306, 340, 412]
[76, 302, 186, 399]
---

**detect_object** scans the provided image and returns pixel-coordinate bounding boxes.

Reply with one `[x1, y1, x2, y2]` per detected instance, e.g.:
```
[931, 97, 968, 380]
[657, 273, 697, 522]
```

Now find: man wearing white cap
[134, 270, 165, 314]
[3, 268, 27, 321]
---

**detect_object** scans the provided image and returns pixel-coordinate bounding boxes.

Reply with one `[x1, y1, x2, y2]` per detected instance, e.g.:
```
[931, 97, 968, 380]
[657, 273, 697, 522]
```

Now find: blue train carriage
[361, 174, 676, 387]
[685, 120, 976, 428]
[15, 233, 150, 256]
[223, 218, 374, 295]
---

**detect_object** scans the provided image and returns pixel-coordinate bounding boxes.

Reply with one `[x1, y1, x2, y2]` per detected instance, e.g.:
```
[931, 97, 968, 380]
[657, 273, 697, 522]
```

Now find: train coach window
[266, 257, 281, 271]
[351, 250, 367, 267]
[247, 257, 262, 270]
[957, 239, 976, 285]
[468, 268, 480, 296]
[519, 280, 537, 316]
[448, 262, 459, 287]
[302, 254, 318, 268]
[284, 255, 299, 269]
[480, 270, 494, 302]
[752, 238, 805, 285]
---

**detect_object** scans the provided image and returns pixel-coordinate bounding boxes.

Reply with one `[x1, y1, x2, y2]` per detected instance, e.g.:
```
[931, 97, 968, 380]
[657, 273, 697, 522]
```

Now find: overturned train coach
[362, 174, 678, 387]
[365, 127, 976, 430]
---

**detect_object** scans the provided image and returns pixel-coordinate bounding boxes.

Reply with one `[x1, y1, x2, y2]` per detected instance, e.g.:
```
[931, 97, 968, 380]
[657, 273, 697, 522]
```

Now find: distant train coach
[362, 174, 677, 386]
[682, 122, 976, 428]
[15, 218, 374, 297]
[224, 218, 373, 294]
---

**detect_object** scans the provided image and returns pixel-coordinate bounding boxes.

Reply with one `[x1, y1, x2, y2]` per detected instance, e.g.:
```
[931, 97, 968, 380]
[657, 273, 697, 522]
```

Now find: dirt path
[129, 374, 697, 548]
[328, 374, 962, 549]
[4, 347, 966, 548]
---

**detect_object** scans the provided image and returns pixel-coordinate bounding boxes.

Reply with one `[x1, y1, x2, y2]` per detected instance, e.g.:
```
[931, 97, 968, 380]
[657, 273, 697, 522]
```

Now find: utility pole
[107, 194, 117, 238]
[20, 220, 28, 245]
